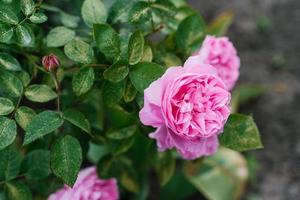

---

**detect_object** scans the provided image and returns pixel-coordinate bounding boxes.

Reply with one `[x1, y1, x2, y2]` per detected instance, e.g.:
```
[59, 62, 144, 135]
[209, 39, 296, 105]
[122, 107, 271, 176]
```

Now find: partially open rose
[48, 167, 119, 200]
[194, 35, 240, 90]
[139, 57, 231, 159]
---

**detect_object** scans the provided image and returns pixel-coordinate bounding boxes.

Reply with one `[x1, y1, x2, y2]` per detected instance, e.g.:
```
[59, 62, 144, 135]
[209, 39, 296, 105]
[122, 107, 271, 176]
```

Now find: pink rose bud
[42, 54, 60, 71]
[195, 35, 240, 90]
[48, 167, 119, 200]
[139, 57, 231, 160]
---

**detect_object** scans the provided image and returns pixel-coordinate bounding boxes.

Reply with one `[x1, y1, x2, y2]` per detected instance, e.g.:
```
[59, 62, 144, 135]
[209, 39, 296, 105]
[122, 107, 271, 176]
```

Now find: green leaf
[81, 0, 107, 27]
[0, 23, 13, 42]
[46, 26, 75, 47]
[0, 70, 23, 99]
[21, 0, 35, 16]
[21, 150, 50, 180]
[105, 105, 134, 128]
[15, 71, 30, 87]
[50, 135, 82, 187]
[14, 106, 36, 130]
[160, 52, 182, 67]
[128, 30, 144, 65]
[184, 148, 248, 200]
[60, 12, 80, 28]
[0, 117, 17, 151]
[23, 111, 64, 145]
[72, 67, 95, 96]
[103, 60, 129, 83]
[129, 62, 165, 93]
[0, 7, 18, 25]
[0, 53, 21, 71]
[151, 0, 176, 17]
[0, 145, 22, 181]
[5, 182, 32, 200]
[102, 80, 125, 105]
[0, 97, 14, 116]
[15, 25, 32, 46]
[208, 11, 234, 36]
[63, 109, 91, 134]
[64, 38, 94, 63]
[94, 24, 120, 62]
[106, 125, 137, 140]
[128, 2, 151, 24]
[175, 14, 206, 55]
[111, 137, 135, 156]
[29, 12, 48, 24]
[108, 0, 137, 23]
[141, 45, 153, 62]
[155, 151, 175, 186]
[25, 84, 57, 103]
[123, 80, 137, 103]
[219, 114, 263, 151]
[120, 167, 139, 193]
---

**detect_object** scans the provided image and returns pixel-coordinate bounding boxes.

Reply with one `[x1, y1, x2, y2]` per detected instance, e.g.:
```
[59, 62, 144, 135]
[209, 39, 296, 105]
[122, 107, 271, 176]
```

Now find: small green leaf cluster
[0, 0, 263, 199]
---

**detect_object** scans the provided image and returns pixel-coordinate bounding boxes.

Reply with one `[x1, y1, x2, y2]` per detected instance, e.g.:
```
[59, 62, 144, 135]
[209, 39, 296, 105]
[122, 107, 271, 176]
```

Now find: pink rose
[48, 167, 119, 200]
[139, 57, 231, 160]
[195, 35, 240, 90]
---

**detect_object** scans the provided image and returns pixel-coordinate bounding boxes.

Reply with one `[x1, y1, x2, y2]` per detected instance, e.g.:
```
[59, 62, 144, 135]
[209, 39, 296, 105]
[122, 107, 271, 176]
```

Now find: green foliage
[0, 117, 17, 150]
[94, 24, 120, 62]
[46, 26, 75, 47]
[72, 67, 95, 96]
[103, 60, 129, 83]
[50, 135, 82, 187]
[0, 97, 14, 115]
[0, 53, 21, 71]
[0, 0, 263, 199]
[23, 111, 64, 145]
[64, 38, 94, 63]
[21, 150, 51, 180]
[129, 62, 165, 93]
[184, 148, 248, 200]
[175, 14, 206, 55]
[81, 0, 107, 27]
[0, 7, 19, 25]
[14, 106, 36, 130]
[63, 109, 91, 134]
[5, 181, 32, 200]
[220, 114, 263, 151]
[25, 84, 57, 103]
[0, 145, 22, 181]
[128, 30, 145, 65]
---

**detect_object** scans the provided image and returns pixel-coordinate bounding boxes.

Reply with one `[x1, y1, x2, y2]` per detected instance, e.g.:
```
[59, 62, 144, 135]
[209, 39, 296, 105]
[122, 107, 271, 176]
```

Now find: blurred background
[187, 0, 300, 199]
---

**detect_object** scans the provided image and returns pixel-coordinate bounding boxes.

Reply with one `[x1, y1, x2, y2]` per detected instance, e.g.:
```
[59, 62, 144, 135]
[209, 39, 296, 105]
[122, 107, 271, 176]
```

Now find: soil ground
[188, 0, 300, 199]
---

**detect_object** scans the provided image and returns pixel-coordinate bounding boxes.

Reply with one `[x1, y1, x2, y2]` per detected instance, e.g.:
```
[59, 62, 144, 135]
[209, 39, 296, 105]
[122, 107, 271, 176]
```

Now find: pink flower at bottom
[139, 57, 231, 160]
[194, 35, 240, 90]
[48, 167, 119, 200]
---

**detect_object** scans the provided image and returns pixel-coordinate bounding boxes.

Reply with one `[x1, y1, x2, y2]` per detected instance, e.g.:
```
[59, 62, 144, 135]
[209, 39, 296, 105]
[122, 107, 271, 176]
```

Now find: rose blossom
[42, 54, 60, 71]
[48, 167, 119, 200]
[139, 56, 231, 160]
[194, 35, 240, 90]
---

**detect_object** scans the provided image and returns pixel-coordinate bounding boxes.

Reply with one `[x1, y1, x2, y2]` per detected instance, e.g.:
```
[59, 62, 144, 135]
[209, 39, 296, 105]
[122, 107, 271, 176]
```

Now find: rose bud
[139, 56, 231, 160]
[42, 54, 60, 71]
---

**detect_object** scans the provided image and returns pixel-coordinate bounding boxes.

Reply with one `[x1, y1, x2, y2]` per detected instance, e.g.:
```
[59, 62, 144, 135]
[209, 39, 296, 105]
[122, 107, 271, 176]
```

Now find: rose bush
[0, 0, 263, 199]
